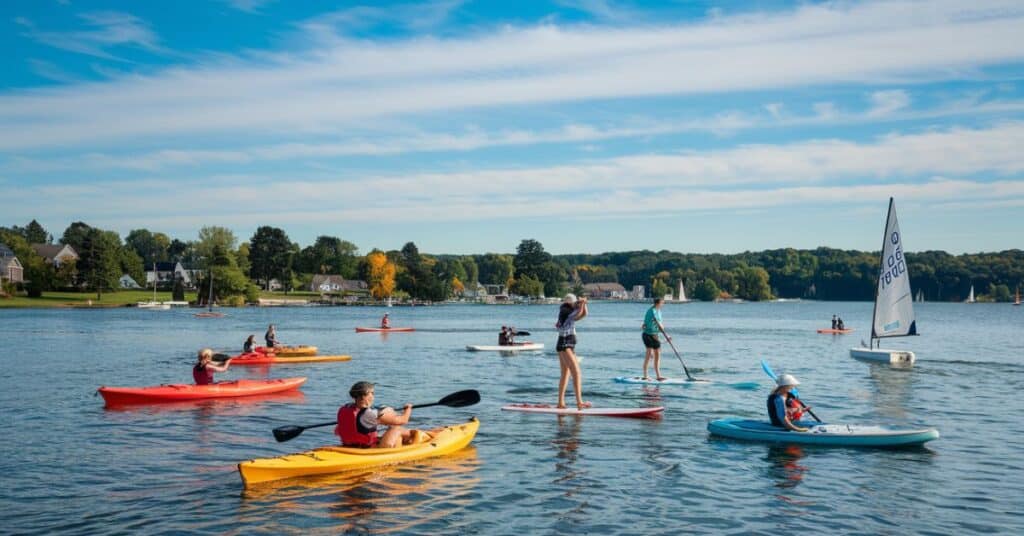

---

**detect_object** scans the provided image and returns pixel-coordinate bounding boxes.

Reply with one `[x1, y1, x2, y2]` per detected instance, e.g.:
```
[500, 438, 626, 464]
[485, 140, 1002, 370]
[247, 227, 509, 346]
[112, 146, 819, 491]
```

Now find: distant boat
[676, 280, 689, 302]
[915, 289, 924, 303]
[965, 285, 976, 303]
[138, 261, 170, 310]
[850, 198, 917, 366]
[1015, 287, 1021, 306]
[194, 268, 225, 318]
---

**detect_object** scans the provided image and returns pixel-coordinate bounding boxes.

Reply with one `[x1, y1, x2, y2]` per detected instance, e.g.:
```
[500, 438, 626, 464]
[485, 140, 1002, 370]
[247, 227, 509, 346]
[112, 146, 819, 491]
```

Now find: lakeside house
[0, 243, 24, 284]
[119, 274, 142, 289]
[145, 261, 193, 288]
[30, 243, 78, 267]
[584, 282, 629, 299]
[309, 274, 370, 297]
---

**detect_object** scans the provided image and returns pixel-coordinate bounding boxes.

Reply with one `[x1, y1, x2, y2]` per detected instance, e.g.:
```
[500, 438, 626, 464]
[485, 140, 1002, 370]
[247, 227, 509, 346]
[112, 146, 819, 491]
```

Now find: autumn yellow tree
[367, 251, 396, 299]
[451, 276, 465, 295]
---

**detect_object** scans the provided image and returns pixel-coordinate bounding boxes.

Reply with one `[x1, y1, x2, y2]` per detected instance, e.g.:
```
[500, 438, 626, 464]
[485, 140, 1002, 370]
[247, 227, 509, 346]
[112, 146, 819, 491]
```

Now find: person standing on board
[380, 313, 391, 329]
[556, 294, 590, 410]
[641, 297, 669, 381]
[264, 324, 279, 349]
[831, 315, 838, 329]
[335, 381, 417, 448]
[767, 374, 811, 432]
[836, 317, 845, 330]
[193, 348, 231, 385]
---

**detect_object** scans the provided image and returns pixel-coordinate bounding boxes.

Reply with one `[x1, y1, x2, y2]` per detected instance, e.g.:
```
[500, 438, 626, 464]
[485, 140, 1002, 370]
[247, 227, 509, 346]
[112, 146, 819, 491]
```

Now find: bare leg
[565, 348, 589, 410]
[557, 351, 571, 408]
[654, 348, 666, 381]
[642, 347, 652, 379]
[378, 426, 411, 448]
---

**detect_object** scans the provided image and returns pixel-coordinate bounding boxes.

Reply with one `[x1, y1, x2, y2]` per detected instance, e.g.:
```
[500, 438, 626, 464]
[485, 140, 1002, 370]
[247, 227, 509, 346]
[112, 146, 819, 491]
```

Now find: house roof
[311, 274, 346, 287]
[583, 282, 627, 292]
[0, 256, 22, 270]
[151, 261, 181, 271]
[31, 243, 77, 261]
[0, 243, 14, 257]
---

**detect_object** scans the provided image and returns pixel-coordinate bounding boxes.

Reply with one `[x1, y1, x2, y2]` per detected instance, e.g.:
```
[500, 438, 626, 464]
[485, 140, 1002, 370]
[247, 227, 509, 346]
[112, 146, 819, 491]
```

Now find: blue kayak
[708, 418, 939, 447]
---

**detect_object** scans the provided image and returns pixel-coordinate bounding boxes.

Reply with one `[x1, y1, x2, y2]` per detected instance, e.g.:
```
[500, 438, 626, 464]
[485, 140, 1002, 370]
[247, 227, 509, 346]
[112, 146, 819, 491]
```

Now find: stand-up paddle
[272, 389, 481, 442]
[657, 325, 702, 382]
[760, 359, 821, 422]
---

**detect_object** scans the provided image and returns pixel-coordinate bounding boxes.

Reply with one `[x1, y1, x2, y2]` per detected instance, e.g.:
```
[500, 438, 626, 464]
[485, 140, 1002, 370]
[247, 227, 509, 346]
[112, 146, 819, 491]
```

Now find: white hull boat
[850, 346, 915, 365]
[466, 343, 544, 352]
[137, 301, 170, 310]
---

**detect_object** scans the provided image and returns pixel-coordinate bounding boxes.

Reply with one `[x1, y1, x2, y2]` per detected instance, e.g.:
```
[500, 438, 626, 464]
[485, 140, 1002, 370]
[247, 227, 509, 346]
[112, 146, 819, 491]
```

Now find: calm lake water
[1, 301, 1022, 534]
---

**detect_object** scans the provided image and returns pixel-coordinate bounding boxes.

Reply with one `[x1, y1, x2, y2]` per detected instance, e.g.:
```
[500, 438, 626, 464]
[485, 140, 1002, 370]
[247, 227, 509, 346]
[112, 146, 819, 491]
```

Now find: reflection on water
[764, 445, 808, 491]
[865, 363, 914, 420]
[240, 447, 481, 534]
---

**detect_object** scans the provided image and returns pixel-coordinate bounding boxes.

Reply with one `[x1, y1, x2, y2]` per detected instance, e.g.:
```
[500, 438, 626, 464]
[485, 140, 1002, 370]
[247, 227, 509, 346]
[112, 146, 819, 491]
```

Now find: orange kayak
[227, 352, 351, 365]
[817, 328, 854, 334]
[98, 377, 307, 405]
[355, 327, 415, 333]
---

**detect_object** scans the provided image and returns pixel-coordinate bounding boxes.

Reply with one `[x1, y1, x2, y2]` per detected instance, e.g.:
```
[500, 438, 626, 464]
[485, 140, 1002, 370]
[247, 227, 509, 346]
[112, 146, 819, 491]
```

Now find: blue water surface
[1, 301, 1021, 534]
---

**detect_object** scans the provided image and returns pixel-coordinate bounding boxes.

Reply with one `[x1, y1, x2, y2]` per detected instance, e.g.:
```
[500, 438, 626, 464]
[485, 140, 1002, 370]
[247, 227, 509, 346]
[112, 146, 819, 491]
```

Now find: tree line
[3, 219, 1022, 302]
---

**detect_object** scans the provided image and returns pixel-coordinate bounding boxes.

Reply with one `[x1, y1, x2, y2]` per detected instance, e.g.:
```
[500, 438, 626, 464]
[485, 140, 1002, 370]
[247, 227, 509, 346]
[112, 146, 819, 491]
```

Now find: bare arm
[575, 300, 589, 321]
[206, 359, 231, 373]
[377, 404, 412, 426]
[782, 414, 808, 432]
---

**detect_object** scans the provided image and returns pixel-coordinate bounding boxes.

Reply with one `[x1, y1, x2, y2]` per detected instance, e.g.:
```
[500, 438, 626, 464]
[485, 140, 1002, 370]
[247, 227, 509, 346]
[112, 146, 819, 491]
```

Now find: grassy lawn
[0, 290, 199, 308]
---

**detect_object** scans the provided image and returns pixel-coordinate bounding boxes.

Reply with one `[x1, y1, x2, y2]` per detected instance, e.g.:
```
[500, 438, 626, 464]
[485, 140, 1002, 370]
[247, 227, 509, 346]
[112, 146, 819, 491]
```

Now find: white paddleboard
[501, 403, 664, 418]
[466, 343, 545, 352]
[613, 376, 707, 385]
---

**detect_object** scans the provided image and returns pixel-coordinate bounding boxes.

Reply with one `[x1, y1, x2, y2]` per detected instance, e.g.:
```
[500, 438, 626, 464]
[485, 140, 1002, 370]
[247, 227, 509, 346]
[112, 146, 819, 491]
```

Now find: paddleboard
[817, 328, 854, 334]
[613, 376, 707, 385]
[355, 327, 415, 333]
[708, 418, 939, 447]
[466, 343, 544, 352]
[501, 403, 663, 418]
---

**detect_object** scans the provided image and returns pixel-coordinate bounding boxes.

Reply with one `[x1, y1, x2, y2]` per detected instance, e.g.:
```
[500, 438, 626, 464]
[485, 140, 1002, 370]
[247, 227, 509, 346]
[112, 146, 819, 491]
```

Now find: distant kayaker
[243, 334, 257, 354]
[507, 326, 517, 345]
[768, 374, 811, 432]
[641, 297, 669, 381]
[831, 315, 838, 329]
[264, 324, 279, 348]
[335, 381, 415, 449]
[193, 348, 231, 385]
[836, 317, 845, 330]
[498, 326, 509, 346]
[381, 313, 391, 329]
[556, 294, 590, 410]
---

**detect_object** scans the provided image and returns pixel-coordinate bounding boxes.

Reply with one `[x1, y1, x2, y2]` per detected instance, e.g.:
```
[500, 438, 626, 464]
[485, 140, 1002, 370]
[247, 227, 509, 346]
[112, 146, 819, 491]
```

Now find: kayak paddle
[657, 325, 703, 382]
[272, 389, 481, 443]
[514, 330, 531, 336]
[760, 359, 821, 422]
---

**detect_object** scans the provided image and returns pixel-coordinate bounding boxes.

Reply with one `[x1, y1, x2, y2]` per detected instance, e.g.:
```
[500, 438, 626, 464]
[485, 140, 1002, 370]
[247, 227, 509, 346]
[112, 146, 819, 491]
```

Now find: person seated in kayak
[243, 334, 257, 354]
[831, 315, 838, 329]
[498, 326, 509, 346]
[264, 324, 280, 349]
[335, 381, 415, 449]
[193, 348, 231, 385]
[767, 374, 811, 432]
[507, 326, 517, 345]
[381, 313, 391, 329]
[836, 317, 845, 330]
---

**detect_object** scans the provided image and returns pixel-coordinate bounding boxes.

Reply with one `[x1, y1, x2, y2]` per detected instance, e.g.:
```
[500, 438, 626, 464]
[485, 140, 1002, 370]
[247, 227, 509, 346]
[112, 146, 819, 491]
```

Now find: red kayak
[98, 377, 307, 405]
[355, 327, 415, 333]
[817, 328, 854, 334]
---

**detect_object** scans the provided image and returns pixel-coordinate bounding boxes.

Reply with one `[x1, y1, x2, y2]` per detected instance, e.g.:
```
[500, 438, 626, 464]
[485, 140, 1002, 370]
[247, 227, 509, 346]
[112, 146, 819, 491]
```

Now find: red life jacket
[335, 404, 378, 447]
[786, 396, 804, 421]
[193, 364, 215, 385]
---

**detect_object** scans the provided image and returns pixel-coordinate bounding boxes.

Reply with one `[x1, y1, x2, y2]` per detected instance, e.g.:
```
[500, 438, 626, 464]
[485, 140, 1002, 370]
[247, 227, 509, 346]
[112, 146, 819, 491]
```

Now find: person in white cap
[767, 374, 811, 432]
[555, 293, 589, 409]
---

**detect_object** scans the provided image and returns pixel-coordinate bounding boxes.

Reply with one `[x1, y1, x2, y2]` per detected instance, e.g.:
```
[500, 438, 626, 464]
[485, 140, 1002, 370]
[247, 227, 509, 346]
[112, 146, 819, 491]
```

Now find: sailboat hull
[850, 347, 915, 365]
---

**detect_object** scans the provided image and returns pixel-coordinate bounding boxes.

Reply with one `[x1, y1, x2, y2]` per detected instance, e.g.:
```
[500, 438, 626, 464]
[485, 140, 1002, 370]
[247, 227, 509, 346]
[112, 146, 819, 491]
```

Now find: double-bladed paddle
[760, 359, 821, 422]
[271, 389, 481, 443]
[657, 325, 703, 382]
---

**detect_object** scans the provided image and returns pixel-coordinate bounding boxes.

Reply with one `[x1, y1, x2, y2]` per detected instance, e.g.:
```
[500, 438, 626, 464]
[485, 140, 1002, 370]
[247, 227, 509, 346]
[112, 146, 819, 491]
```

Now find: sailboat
[1014, 287, 1021, 306]
[915, 289, 924, 303]
[137, 261, 170, 310]
[676, 280, 689, 302]
[850, 198, 917, 366]
[194, 268, 225, 318]
[965, 285, 976, 303]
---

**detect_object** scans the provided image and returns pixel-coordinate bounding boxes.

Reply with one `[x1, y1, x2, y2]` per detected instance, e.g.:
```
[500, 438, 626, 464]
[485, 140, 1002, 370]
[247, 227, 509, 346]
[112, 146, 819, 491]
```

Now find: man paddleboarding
[641, 297, 669, 381]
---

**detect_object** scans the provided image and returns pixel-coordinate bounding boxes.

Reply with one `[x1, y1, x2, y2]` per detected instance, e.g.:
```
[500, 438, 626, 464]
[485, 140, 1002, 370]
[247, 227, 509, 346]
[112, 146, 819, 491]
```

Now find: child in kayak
[243, 334, 257, 354]
[264, 324, 279, 348]
[193, 348, 231, 385]
[556, 294, 590, 410]
[381, 313, 391, 329]
[336, 381, 415, 448]
[767, 374, 811, 432]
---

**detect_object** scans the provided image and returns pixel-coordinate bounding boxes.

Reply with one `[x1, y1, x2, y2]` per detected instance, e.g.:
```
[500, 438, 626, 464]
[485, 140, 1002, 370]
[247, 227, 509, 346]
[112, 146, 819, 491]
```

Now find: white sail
[677, 280, 687, 302]
[965, 285, 975, 303]
[915, 289, 923, 302]
[871, 198, 916, 339]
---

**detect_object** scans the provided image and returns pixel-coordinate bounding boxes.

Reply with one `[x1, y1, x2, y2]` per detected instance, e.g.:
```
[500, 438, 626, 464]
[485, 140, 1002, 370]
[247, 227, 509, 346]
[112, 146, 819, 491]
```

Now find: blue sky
[2, 0, 1023, 255]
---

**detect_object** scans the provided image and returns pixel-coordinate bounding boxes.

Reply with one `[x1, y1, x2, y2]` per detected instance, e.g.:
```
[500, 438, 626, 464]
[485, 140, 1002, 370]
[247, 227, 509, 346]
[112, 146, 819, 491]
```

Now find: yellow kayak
[256, 345, 318, 357]
[238, 417, 480, 486]
[230, 353, 352, 366]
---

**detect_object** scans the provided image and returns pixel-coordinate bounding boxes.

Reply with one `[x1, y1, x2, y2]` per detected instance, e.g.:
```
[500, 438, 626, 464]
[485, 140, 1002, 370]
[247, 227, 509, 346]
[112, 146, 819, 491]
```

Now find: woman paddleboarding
[556, 294, 590, 410]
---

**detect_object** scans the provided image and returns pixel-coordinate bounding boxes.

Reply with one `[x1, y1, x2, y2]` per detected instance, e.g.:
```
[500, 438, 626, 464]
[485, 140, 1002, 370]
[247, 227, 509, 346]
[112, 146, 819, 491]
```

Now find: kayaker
[641, 297, 669, 381]
[193, 348, 231, 385]
[507, 325, 517, 345]
[381, 313, 391, 329]
[335, 381, 415, 449]
[556, 294, 590, 410]
[264, 324, 280, 348]
[831, 315, 838, 329]
[243, 334, 257, 354]
[768, 374, 811, 432]
[498, 326, 509, 346]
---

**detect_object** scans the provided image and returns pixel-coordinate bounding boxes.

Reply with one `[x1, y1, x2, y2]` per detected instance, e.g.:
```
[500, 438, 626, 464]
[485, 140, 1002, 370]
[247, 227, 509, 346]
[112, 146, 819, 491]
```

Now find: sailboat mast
[153, 261, 158, 302]
[207, 269, 214, 312]
[870, 197, 894, 348]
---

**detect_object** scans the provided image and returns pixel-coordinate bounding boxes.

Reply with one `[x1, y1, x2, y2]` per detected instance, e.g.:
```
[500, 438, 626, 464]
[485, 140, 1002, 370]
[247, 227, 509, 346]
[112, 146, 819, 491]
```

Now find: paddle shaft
[657, 324, 696, 381]
[291, 401, 447, 433]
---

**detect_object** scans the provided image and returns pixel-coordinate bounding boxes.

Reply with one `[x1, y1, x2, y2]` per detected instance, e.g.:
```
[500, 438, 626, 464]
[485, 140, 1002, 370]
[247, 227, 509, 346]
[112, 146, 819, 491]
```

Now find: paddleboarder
[831, 315, 838, 329]
[556, 294, 590, 410]
[193, 348, 231, 385]
[836, 317, 845, 330]
[641, 297, 669, 381]
[768, 374, 811, 432]
[381, 313, 391, 329]
[335, 381, 418, 449]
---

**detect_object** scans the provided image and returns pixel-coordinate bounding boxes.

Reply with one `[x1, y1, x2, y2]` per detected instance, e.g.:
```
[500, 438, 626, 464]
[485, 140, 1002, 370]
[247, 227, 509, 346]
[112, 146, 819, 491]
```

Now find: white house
[310, 274, 346, 293]
[584, 282, 629, 299]
[0, 244, 23, 284]
[145, 261, 193, 287]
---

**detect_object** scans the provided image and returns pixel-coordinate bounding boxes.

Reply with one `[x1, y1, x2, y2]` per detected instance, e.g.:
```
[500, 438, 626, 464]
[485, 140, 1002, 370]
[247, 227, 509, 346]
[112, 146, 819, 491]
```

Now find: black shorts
[642, 333, 661, 349]
[556, 334, 577, 352]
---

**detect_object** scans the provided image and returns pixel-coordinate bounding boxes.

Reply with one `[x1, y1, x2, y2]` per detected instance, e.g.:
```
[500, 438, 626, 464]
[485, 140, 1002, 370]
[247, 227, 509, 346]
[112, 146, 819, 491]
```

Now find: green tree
[478, 253, 515, 285]
[25, 219, 50, 244]
[297, 235, 359, 277]
[537, 260, 567, 298]
[195, 226, 237, 264]
[510, 274, 544, 297]
[514, 239, 551, 278]
[77, 228, 121, 299]
[651, 278, 669, 299]
[60, 221, 92, 253]
[735, 266, 773, 301]
[125, 229, 171, 265]
[460, 256, 479, 284]
[248, 226, 293, 290]
[118, 242, 146, 287]
[693, 278, 721, 301]
[0, 230, 52, 297]
[168, 239, 192, 263]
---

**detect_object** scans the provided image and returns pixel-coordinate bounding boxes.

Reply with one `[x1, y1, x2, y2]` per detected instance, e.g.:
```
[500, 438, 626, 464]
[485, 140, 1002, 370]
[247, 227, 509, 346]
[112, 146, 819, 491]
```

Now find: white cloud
[867, 89, 911, 117]
[17, 11, 162, 61]
[223, 0, 277, 14]
[2, 0, 1024, 150]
